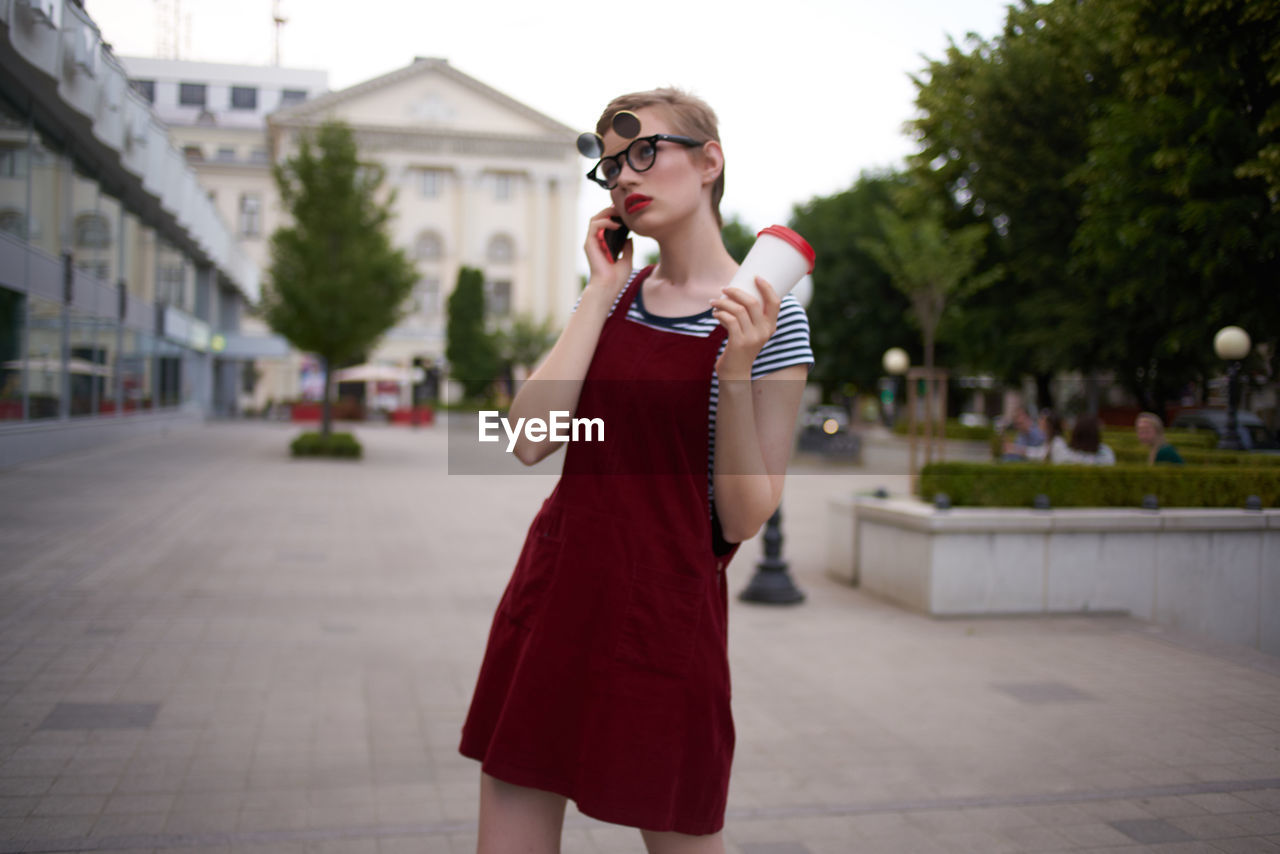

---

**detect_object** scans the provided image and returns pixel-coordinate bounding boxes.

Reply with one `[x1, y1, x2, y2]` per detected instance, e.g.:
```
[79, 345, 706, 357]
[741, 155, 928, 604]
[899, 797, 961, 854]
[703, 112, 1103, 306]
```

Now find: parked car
[796, 405, 861, 459]
[1169, 408, 1280, 451]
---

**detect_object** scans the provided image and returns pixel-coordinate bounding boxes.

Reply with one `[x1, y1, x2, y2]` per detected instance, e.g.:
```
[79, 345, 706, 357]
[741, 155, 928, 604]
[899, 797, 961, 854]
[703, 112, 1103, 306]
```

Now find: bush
[1111, 446, 1280, 467]
[919, 461, 1280, 508]
[893, 418, 994, 442]
[290, 431, 363, 459]
[1104, 427, 1219, 451]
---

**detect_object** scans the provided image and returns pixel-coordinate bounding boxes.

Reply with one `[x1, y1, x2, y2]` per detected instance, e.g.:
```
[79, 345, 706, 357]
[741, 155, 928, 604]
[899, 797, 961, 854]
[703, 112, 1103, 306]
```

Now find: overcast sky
[87, 0, 1012, 254]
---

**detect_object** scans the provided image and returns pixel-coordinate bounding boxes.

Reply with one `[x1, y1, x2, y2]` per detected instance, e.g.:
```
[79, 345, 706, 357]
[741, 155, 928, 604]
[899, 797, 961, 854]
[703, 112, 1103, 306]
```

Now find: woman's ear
[699, 141, 725, 187]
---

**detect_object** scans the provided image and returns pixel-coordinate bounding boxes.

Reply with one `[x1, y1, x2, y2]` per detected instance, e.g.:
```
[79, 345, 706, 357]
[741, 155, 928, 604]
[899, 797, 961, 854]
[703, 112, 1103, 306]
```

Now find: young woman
[1051, 413, 1116, 465]
[458, 89, 813, 853]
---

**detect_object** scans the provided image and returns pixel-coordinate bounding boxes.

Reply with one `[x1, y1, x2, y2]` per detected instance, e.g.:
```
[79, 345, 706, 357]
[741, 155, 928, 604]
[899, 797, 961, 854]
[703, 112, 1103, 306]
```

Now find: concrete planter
[827, 495, 1280, 655]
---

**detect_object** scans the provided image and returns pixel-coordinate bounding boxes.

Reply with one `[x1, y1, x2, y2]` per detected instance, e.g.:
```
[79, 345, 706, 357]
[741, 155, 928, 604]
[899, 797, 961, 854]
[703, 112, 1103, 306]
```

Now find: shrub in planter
[919, 461, 1280, 508]
[1110, 446, 1280, 467]
[290, 431, 363, 459]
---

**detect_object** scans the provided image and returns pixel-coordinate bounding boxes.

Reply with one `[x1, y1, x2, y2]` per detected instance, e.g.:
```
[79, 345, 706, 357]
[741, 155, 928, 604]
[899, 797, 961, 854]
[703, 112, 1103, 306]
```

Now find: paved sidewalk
[1, 421, 1279, 854]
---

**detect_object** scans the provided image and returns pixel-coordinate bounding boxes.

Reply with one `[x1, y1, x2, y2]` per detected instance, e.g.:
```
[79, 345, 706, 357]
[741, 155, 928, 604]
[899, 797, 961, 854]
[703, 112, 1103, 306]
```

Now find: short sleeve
[750, 294, 814, 379]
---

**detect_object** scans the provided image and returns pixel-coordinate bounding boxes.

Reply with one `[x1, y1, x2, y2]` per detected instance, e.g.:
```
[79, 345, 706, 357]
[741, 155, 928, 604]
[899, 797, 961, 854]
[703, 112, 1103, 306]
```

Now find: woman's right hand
[583, 206, 633, 297]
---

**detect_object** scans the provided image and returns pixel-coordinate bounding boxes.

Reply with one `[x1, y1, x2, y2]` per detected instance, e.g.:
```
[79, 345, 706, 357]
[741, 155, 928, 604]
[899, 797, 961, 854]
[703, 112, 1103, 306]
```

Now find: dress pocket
[614, 565, 706, 677]
[498, 512, 564, 630]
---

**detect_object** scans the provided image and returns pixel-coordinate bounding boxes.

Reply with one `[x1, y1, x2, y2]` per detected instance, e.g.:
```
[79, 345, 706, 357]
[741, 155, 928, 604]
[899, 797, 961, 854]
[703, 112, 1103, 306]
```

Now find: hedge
[918, 461, 1280, 508]
[893, 418, 994, 442]
[290, 431, 363, 459]
[1110, 446, 1280, 467]
[1104, 428, 1219, 451]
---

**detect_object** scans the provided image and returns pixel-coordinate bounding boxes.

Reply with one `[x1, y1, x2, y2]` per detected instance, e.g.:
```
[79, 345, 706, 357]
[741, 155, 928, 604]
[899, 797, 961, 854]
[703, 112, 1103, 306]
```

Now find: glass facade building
[0, 0, 259, 467]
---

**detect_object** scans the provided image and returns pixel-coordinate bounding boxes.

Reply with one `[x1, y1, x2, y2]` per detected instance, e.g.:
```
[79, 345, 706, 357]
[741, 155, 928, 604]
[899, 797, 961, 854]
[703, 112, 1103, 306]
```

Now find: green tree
[1073, 0, 1280, 415]
[911, 0, 1280, 416]
[261, 120, 417, 437]
[720, 215, 756, 264]
[858, 186, 994, 383]
[909, 0, 1122, 404]
[445, 266, 500, 400]
[789, 172, 916, 401]
[496, 314, 558, 377]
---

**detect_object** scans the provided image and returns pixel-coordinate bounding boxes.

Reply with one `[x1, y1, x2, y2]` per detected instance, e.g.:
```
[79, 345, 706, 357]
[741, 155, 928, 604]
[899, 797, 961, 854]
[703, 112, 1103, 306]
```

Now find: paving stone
[1, 425, 1280, 854]
[1110, 818, 1197, 843]
[36, 703, 160, 732]
[1210, 838, 1280, 853]
[990, 682, 1097, 704]
[738, 844, 813, 854]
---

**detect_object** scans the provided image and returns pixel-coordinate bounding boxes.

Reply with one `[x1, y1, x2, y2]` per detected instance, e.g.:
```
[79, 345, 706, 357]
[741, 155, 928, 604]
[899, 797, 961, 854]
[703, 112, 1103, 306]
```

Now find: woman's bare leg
[477, 771, 568, 854]
[640, 828, 726, 854]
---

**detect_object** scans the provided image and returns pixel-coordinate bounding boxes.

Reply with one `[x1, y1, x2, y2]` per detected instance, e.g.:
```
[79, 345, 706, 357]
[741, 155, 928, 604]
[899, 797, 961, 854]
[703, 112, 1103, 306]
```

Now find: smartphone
[604, 216, 630, 261]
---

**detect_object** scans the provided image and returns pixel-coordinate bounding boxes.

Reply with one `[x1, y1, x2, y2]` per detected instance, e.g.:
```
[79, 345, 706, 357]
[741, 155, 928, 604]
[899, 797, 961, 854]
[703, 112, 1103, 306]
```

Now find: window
[415, 278, 441, 317]
[419, 168, 446, 198]
[485, 280, 512, 317]
[249, 148, 269, 164]
[74, 213, 111, 249]
[0, 209, 27, 240]
[414, 231, 443, 262]
[157, 265, 185, 305]
[129, 79, 155, 103]
[230, 86, 257, 110]
[238, 193, 261, 237]
[493, 173, 513, 201]
[280, 89, 307, 107]
[178, 83, 207, 107]
[487, 234, 515, 264]
[215, 147, 236, 162]
[182, 145, 203, 163]
[76, 260, 110, 280]
[0, 146, 28, 179]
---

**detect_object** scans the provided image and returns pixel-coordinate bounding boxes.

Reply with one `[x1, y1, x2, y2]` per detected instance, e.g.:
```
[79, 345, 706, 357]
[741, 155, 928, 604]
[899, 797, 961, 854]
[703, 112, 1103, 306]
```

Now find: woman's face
[1136, 418, 1157, 445]
[599, 107, 716, 237]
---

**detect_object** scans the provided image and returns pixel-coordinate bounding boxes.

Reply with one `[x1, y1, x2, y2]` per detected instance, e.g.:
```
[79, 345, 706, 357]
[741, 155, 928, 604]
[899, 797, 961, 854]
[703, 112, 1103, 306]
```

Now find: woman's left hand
[710, 277, 780, 379]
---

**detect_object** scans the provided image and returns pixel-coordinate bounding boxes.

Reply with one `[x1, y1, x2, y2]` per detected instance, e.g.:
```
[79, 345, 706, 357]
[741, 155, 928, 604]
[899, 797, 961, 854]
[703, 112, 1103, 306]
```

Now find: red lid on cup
[757, 225, 816, 273]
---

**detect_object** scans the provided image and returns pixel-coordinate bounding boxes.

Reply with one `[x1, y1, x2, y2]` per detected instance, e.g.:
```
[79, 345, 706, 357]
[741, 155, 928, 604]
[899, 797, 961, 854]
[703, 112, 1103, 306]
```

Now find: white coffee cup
[725, 225, 815, 303]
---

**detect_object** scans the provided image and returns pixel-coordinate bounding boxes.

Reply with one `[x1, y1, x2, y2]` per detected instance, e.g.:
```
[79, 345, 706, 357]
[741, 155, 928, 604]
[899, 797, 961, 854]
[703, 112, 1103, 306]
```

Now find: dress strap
[605, 265, 654, 330]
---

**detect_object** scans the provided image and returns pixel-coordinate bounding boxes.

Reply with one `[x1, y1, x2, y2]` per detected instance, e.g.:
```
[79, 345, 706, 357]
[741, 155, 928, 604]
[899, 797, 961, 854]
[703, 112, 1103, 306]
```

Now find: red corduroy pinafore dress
[459, 266, 739, 835]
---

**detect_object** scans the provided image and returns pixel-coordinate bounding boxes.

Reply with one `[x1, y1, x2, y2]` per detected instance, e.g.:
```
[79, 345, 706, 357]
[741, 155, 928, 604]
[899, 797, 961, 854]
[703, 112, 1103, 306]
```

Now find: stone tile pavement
[1, 420, 1279, 853]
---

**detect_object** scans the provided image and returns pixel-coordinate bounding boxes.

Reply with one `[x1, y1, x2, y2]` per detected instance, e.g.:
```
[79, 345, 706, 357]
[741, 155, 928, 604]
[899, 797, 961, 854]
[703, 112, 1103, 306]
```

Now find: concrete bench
[826, 495, 1280, 655]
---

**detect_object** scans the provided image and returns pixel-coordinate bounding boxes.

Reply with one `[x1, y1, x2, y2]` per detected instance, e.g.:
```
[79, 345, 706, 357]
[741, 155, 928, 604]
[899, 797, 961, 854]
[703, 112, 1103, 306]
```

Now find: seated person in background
[1135, 411, 1184, 464]
[1001, 406, 1046, 461]
[1051, 413, 1116, 465]
[1025, 410, 1064, 462]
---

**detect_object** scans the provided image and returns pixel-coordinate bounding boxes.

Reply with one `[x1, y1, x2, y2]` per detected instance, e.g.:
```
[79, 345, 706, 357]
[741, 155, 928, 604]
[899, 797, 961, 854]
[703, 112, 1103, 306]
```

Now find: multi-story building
[120, 55, 580, 413]
[0, 0, 259, 467]
[118, 56, 327, 412]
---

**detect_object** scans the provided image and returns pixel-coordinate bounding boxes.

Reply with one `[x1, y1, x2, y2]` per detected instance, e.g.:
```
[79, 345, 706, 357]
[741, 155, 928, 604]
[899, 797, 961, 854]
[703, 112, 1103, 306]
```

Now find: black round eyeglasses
[586, 134, 704, 190]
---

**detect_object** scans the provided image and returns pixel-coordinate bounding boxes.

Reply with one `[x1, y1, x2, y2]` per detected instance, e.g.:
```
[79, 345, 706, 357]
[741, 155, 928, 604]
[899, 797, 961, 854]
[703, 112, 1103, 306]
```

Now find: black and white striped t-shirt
[578, 268, 815, 484]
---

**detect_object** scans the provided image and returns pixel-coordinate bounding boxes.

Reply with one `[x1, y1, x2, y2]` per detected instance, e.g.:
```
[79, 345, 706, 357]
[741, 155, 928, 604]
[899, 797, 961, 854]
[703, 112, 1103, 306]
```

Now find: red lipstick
[624, 194, 652, 214]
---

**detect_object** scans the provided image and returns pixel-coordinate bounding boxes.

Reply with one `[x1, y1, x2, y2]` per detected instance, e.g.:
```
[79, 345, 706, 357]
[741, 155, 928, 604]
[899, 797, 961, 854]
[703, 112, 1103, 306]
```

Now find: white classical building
[119, 55, 581, 412]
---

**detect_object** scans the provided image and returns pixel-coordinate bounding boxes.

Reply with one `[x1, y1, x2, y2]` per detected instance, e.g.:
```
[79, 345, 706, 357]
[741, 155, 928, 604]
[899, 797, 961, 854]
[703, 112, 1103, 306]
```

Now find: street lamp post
[738, 507, 804, 605]
[882, 346, 911, 476]
[882, 348, 947, 483]
[737, 275, 815, 607]
[1213, 326, 1251, 451]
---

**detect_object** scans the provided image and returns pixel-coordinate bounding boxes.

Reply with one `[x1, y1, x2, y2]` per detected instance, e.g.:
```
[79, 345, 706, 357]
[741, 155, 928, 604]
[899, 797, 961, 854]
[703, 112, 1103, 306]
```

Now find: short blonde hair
[596, 88, 724, 227]
[1136, 412, 1165, 434]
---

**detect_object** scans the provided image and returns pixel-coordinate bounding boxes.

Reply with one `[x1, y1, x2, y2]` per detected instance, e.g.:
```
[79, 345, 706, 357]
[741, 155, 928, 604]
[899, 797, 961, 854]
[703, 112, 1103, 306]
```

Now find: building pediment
[270, 58, 574, 144]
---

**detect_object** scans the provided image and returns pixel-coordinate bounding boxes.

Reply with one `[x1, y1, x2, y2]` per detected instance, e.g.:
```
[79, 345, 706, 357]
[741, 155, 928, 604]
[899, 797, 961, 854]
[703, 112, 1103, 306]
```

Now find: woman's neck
[651, 214, 737, 292]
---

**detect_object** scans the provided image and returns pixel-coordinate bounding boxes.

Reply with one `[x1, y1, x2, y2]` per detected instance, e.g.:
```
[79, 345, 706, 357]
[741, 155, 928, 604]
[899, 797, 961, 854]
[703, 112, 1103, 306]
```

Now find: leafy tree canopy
[261, 120, 417, 435]
[789, 172, 917, 398]
[445, 266, 501, 400]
